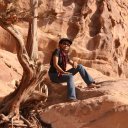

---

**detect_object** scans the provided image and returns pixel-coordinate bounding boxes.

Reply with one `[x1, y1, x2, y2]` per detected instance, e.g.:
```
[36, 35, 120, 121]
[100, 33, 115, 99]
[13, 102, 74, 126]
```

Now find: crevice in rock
[4, 61, 22, 76]
[125, 47, 128, 61]
[67, 22, 79, 40]
[66, 0, 89, 40]
[114, 38, 120, 48]
[63, 0, 74, 6]
[86, 34, 101, 50]
[89, 0, 104, 37]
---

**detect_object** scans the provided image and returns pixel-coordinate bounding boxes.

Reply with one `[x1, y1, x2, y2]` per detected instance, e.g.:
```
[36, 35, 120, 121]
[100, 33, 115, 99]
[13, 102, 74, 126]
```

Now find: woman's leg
[67, 64, 95, 86]
[49, 73, 76, 99]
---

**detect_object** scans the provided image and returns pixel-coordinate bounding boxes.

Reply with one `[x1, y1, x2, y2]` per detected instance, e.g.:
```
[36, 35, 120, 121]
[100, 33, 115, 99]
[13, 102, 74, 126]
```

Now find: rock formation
[0, 0, 128, 128]
[0, 0, 128, 77]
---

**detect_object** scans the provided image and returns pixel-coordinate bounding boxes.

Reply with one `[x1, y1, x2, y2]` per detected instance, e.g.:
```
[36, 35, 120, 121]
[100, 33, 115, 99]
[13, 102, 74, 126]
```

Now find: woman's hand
[68, 60, 78, 68]
[63, 72, 72, 75]
[73, 61, 78, 69]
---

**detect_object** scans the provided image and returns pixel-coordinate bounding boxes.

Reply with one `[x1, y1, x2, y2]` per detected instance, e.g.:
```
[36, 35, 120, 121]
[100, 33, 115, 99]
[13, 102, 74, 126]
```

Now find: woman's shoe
[87, 83, 101, 89]
[68, 98, 78, 102]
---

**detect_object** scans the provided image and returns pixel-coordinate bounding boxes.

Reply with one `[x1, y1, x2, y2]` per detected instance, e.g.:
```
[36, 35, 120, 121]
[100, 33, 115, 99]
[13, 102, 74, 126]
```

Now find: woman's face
[59, 41, 71, 52]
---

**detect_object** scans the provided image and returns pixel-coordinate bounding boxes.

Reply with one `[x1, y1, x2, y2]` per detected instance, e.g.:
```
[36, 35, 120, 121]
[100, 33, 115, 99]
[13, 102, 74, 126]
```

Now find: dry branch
[0, 0, 49, 127]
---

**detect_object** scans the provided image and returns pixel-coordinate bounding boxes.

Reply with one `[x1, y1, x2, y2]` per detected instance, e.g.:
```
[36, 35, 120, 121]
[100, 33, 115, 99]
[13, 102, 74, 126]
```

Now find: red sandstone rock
[0, 0, 128, 78]
[0, 0, 128, 127]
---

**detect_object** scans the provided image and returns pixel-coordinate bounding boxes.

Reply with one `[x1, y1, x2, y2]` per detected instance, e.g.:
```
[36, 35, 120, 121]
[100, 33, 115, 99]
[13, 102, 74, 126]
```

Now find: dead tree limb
[0, 0, 49, 127]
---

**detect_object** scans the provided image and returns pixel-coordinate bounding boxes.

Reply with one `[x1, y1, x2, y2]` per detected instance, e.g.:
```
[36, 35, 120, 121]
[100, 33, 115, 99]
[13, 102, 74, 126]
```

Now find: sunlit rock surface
[0, 0, 128, 128]
[0, 0, 128, 77]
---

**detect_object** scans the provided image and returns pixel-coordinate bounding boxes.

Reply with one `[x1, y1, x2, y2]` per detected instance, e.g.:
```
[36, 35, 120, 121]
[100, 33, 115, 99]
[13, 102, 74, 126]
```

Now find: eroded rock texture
[0, 0, 128, 76]
[0, 1, 128, 128]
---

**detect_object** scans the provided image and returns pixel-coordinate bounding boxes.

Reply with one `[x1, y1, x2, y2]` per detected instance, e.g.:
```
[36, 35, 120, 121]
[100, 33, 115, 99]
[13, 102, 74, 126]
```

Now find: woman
[48, 38, 97, 101]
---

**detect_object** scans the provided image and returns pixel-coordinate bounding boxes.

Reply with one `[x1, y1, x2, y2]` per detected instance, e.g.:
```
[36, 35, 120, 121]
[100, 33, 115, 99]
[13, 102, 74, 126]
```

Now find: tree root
[0, 114, 31, 128]
[0, 116, 38, 128]
[0, 101, 53, 128]
[0, 114, 9, 124]
[20, 116, 33, 127]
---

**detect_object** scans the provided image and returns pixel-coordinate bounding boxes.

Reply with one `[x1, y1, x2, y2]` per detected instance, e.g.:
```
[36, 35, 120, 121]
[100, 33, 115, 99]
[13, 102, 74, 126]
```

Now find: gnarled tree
[0, 0, 50, 127]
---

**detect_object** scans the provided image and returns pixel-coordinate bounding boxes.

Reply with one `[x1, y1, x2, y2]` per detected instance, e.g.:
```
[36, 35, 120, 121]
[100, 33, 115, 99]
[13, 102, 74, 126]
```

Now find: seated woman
[48, 38, 97, 101]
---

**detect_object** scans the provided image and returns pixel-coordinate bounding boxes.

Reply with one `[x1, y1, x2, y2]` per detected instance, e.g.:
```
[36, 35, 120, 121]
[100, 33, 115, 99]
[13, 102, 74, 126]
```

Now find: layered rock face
[1, 49, 128, 128]
[0, 1, 128, 128]
[0, 0, 128, 78]
[41, 66, 128, 128]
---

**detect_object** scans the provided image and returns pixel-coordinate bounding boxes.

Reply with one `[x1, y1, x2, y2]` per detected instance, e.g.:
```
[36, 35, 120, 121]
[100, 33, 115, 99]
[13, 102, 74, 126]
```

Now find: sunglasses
[61, 42, 71, 46]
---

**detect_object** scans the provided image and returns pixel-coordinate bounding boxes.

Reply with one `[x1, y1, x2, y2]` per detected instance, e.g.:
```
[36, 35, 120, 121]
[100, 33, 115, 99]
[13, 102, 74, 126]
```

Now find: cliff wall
[0, 0, 128, 77]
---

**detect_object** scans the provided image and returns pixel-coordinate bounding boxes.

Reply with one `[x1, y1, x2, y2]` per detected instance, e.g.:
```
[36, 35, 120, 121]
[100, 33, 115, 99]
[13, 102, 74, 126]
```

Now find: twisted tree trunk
[0, 0, 50, 127]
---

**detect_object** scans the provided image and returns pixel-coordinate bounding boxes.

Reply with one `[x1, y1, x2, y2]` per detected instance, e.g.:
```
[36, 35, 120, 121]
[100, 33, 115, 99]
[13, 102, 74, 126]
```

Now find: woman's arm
[68, 59, 74, 66]
[68, 59, 78, 68]
[53, 55, 70, 74]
